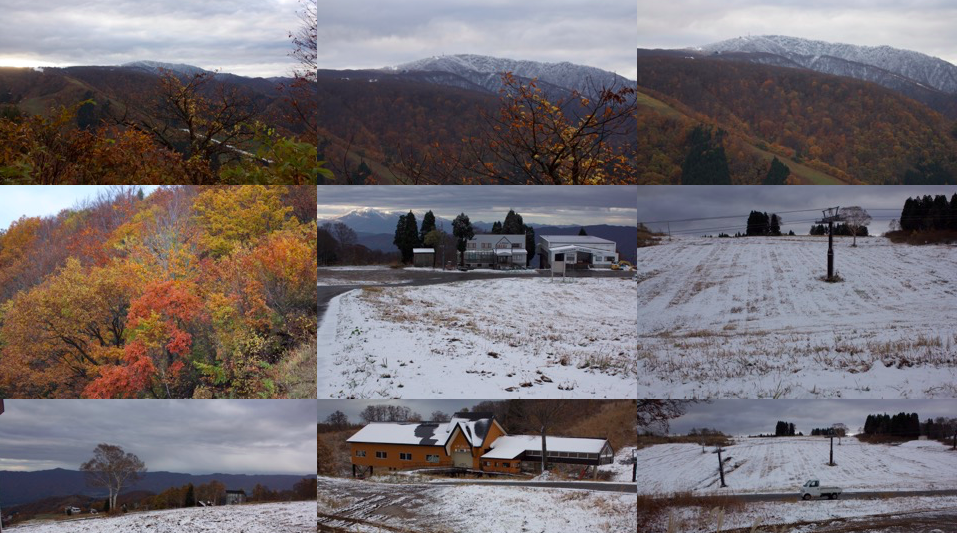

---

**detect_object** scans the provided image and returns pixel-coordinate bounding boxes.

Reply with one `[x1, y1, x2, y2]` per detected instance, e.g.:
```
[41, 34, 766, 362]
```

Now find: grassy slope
[638, 89, 849, 185]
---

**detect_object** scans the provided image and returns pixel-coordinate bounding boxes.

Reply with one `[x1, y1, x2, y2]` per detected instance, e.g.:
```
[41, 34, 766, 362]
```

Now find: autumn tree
[80, 443, 146, 513]
[193, 186, 294, 257]
[463, 73, 635, 184]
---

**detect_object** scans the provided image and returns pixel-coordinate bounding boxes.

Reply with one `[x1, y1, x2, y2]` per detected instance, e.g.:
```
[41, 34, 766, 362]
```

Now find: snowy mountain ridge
[698, 35, 956, 94]
[121, 60, 213, 77]
[388, 54, 632, 98]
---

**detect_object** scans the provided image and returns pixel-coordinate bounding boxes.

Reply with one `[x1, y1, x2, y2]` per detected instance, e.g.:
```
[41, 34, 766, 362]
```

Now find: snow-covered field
[318, 277, 636, 398]
[318, 476, 636, 533]
[9, 501, 314, 533]
[658, 495, 956, 532]
[637, 437, 956, 494]
[638, 236, 957, 398]
[599, 446, 637, 482]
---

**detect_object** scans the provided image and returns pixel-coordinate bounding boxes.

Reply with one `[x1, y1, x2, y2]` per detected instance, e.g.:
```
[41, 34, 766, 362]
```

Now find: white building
[536, 235, 619, 269]
[462, 234, 527, 269]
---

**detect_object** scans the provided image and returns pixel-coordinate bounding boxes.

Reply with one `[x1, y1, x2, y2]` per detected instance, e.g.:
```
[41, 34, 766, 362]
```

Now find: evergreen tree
[770, 213, 781, 236]
[578, 227, 588, 236]
[185, 483, 196, 507]
[392, 211, 420, 264]
[681, 125, 731, 185]
[746, 211, 770, 236]
[491, 221, 503, 234]
[763, 157, 790, 185]
[503, 209, 524, 235]
[420, 211, 436, 244]
[524, 225, 536, 267]
[452, 213, 474, 267]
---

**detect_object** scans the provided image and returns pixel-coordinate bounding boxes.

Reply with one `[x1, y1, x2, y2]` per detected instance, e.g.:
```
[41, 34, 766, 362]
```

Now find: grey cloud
[637, 0, 957, 64]
[0, 400, 315, 475]
[0, 0, 303, 76]
[317, 185, 637, 226]
[320, 0, 637, 79]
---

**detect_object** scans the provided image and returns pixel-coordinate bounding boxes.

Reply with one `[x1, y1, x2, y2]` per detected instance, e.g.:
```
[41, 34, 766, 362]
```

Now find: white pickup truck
[800, 479, 842, 500]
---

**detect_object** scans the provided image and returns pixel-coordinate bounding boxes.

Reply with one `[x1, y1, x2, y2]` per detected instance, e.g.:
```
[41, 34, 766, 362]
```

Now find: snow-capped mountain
[388, 54, 632, 98]
[698, 35, 956, 94]
[121, 60, 212, 77]
[319, 208, 462, 234]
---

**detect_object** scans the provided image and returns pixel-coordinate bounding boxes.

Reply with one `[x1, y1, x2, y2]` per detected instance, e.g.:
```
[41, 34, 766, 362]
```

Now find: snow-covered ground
[598, 446, 637, 482]
[637, 437, 956, 494]
[318, 476, 635, 533]
[638, 236, 957, 398]
[9, 501, 314, 533]
[318, 277, 636, 398]
[658, 495, 956, 532]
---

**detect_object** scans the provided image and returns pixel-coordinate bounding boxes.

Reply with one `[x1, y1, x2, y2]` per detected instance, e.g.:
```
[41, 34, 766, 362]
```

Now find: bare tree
[638, 400, 704, 435]
[80, 444, 146, 512]
[831, 423, 848, 445]
[838, 206, 872, 247]
[527, 400, 569, 473]
[430, 410, 450, 422]
[324, 410, 349, 429]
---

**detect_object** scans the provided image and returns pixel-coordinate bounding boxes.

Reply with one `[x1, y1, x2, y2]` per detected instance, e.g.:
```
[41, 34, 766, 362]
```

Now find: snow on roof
[482, 435, 609, 459]
[540, 235, 614, 245]
[347, 415, 496, 448]
[470, 234, 525, 245]
[548, 245, 614, 254]
[494, 248, 526, 255]
[413, 248, 435, 253]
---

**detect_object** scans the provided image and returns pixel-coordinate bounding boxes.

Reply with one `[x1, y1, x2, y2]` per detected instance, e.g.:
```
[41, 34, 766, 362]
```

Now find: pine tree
[392, 211, 421, 264]
[578, 227, 587, 236]
[524, 225, 536, 267]
[185, 483, 196, 507]
[770, 214, 781, 236]
[452, 213, 474, 267]
[491, 221, 503, 234]
[503, 210, 524, 235]
[681, 125, 731, 185]
[420, 211, 436, 244]
[763, 157, 791, 185]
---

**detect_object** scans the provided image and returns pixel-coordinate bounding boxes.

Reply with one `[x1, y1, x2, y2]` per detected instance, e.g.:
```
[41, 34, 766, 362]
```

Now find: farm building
[412, 248, 435, 267]
[536, 235, 619, 269]
[346, 413, 614, 477]
[224, 490, 246, 505]
[461, 234, 527, 269]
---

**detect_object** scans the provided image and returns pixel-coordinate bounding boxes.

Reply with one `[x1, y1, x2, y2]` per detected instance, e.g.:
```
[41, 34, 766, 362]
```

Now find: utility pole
[667, 222, 672, 242]
[817, 207, 842, 280]
[828, 436, 835, 466]
[714, 447, 727, 488]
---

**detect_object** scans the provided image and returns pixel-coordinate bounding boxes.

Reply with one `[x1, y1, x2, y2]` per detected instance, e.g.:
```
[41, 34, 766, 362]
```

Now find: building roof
[481, 435, 610, 460]
[412, 248, 435, 254]
[347, 415, 501, 449]
[469, 234, 525, 245]
[539, 235, 615, 245]
[494, 248, 527, 256]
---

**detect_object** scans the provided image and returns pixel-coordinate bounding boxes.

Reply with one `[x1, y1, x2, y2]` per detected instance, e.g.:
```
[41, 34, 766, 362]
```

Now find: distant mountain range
[647, 35, 957, 115]
[0, 468, 313, 506]
[320, 209, 637, 263]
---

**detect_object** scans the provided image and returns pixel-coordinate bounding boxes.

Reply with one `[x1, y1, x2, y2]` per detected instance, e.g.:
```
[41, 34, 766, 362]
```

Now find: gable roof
[346, 414, 504, 451]
[539, 235, 615, 245]
[481, 435, 611, 459]
[468, 234, 525, 245]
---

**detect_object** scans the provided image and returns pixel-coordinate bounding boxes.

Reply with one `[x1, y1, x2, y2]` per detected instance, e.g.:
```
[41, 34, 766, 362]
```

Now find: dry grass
[885, 230, 957, 245]
[638, 434, 733, 449]
[639, 492, 747, 532]
[276, 336, 316, 399]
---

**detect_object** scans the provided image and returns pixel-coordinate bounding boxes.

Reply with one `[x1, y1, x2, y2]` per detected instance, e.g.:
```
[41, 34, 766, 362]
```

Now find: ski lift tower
[817, 207, 843, 280]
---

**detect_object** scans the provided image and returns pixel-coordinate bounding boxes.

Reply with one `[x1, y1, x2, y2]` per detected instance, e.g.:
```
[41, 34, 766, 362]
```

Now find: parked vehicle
[800, 479, 842, 500]
[64, 507, 82, 515]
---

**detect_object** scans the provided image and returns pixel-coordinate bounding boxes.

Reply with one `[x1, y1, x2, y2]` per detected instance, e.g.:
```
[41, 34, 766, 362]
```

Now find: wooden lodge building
[346, 413, 614, 477]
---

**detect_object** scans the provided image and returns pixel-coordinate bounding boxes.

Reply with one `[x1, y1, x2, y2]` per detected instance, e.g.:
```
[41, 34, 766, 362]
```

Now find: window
[553, 253, 564, 262]
[607, 256, 615, 262]
[356, 450, 366, 457]
[467, 243, 476, 249]
[502, 462, 510, 468]
[426, 455, 440, 463]
[512, 243, 520, 248]
[400, 453, 412, 461]
[483, 461, 491, 467]
[375, 451, 387, 459]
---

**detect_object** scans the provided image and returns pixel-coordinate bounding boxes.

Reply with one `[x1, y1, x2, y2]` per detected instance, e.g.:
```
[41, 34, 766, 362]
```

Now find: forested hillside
[637, 54, 957, 185]
[0, 186, 317, 399]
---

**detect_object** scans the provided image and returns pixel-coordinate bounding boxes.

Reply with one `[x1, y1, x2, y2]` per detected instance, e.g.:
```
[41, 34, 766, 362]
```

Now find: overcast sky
[321, 0, 637, 79]
[0, 0, 305, 77]
[318, 185, 637, 226]
[0, 186, 158, 230]
[318, 400, 494, 423]
[0, 400, 315, 475]
[669, 400, 957, 436]
[637, 0, 957, 64]
[638, 185, 957, 235]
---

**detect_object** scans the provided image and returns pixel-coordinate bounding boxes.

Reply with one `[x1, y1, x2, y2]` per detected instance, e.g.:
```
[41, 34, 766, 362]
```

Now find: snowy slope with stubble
[699, 35, 957, 93]
[318, 277, 637, 398]
[637, 437, 956, 494]
[392, 54, 632, 97]
[638, 236, 957, 398]
[8, 501, 314, 533]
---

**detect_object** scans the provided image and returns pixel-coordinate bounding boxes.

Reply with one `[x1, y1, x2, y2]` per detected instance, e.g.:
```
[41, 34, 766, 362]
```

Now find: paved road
[723, 489, 956, 502]
[431, 480, 636, 493]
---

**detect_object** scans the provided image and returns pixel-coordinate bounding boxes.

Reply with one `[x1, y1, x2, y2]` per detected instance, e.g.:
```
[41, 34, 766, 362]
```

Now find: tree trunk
[540, 428, 547, 474]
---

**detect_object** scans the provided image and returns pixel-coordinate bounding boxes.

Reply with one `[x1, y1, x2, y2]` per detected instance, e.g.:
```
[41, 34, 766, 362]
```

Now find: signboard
[551, 253, 566, 276]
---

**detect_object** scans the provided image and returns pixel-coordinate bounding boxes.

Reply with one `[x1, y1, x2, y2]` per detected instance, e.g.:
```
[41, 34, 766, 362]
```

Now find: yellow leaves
[193, 186, 295, 257]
